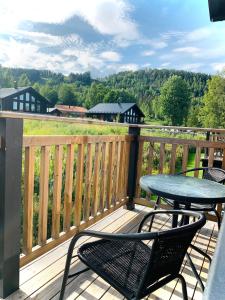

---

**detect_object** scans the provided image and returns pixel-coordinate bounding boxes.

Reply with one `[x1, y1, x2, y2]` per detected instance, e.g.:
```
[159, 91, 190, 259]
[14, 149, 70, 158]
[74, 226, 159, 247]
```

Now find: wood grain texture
[84, 143, 92, 222]
[23, 146, 35, 254]
[63, 144, 74, 232]
[135, 141, 144, 198]
[182, 144, 189, 173]
[170, 144, 177, 174]
[52, 145, 63, 239]
[38, 146, 50, 246]
[159, 143, 165, 174]
[92, 143, 101, 216]
[74, 143, 85, 227]
[194, 147, 201, 177]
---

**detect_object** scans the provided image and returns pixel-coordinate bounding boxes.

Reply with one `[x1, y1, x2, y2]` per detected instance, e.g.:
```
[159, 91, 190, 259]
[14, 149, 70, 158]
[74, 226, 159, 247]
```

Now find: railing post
[127, 126, 140, 210]
[0, 117, 23, 298]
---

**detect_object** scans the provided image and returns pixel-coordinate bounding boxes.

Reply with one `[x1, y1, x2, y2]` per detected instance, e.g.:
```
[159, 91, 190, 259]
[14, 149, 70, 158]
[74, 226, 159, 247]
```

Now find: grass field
[24, 120, 127, 135]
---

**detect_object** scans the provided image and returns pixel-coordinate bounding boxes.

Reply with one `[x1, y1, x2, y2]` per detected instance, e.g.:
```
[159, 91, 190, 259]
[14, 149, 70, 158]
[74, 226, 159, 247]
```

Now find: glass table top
[140, 174, 225, 204]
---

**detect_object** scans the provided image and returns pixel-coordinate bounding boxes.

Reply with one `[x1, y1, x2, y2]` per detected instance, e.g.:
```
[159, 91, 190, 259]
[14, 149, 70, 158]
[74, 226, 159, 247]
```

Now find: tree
[159, 75, 191, 125]
[200, 74, 225, 128]
[85, 83, 108, 108]
[103, 90, 136, 103]
[58, 84, 77, 105]
[40, 85, 58, 106]
[18, 73, 31, 86]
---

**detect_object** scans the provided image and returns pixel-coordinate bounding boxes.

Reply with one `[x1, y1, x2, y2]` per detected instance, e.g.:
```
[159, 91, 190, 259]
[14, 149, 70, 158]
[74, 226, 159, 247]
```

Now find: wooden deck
[4, 205, 217, 300]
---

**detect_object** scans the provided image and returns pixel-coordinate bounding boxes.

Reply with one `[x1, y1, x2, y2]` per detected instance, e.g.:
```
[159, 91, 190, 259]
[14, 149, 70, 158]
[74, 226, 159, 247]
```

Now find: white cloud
[100, 51, 121, 61]
[0, 0, 139, 40]
[173, 47, 200, 55]
[144, 39, 168, 49]
[176, 63, 203, 72]
[211, 63, 225, 72]
[106, 63, 138, 72]
[160, 62, 171, 68]
[141, 50, 155, 57]
[118, 63, 138, 71]
[184, 27, 213, 42]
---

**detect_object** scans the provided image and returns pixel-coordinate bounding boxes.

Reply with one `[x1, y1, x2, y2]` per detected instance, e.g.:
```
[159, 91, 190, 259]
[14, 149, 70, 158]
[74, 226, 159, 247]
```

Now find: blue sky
[0, 0, 225, 77]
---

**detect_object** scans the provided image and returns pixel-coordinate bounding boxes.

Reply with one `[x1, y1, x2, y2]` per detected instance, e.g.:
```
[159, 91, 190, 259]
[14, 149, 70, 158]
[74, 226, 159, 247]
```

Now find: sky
[0, 0, 225, 77]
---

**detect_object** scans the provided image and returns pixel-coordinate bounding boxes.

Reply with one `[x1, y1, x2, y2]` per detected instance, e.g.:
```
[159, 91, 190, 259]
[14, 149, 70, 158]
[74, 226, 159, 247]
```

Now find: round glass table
[140, 174, 225, 205]
[140, 174, 225, 291]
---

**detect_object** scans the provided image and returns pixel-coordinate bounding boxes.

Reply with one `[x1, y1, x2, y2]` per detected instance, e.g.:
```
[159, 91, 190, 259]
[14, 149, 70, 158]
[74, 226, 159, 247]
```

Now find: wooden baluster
[182, 145, 189, 173]
[194, 147, 202, 177]
[124, 140, 131, 199]
[170, 144, 177, 174]
[92, 143, 100, 216]
[106, 142, 114, 209]
[117, 141, 125, 201]
[147, 142, 154, 174]
[84, 143, 92, 222]
[38, 146, 50, 246]
[112, 141, 119, 206]
[135, 140, 144, 198]
[159, 143, 165, 174]
[99, 142, 107, 213]
[23, 146, 35, 254]
[74, 143, 85, 227]
[52, 145, 63, 239]
[208, 147, 214, 167]
[114, 141, 121, 204]
[63, 144, 74, 232]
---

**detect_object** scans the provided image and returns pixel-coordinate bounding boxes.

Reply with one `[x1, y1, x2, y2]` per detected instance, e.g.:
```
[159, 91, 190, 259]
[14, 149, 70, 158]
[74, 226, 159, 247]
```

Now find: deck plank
[1, 206, 217, 300]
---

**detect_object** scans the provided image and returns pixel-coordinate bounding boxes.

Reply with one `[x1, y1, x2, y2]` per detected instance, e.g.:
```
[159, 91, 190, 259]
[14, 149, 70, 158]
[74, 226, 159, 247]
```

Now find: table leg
[172, 201, 179, 228]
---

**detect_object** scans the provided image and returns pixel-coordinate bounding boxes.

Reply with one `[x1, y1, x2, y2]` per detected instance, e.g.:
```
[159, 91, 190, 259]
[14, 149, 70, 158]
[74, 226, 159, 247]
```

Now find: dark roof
[55, 105, 87, 113]
[87, 103, 144, 116]
[0, 86, 50, 103]
[0, 87, 29, 98]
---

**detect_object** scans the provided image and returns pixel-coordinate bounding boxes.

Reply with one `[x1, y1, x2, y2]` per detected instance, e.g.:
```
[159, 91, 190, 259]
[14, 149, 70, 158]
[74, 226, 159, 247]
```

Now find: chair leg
[190, 244, 212, 265]
[148, 196, 161, 231]
[177, 274, 188, 300]
[186, 253, 204, 291]
[59, 236, 80, 300]
[213, 209, 221, 230]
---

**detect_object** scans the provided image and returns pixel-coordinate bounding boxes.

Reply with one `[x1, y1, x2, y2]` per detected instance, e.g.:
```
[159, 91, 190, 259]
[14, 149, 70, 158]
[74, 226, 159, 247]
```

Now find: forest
[0, 64, 224, 128]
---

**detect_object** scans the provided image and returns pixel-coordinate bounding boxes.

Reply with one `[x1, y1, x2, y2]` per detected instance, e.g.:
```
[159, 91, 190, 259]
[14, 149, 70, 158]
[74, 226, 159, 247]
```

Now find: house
[86, 103, 145, 124]
[48, 105, 87, 117]
[0, 86, 49, 114]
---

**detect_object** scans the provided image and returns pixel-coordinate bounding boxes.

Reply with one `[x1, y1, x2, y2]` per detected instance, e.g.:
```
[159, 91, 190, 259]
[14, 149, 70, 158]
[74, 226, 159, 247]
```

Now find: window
[19, 94, 24, 101]
[19, 102, 23, 111]
[37, 104, 41, 112]
[31, 96, 35, 103]
[26, 93, 30, 101]
[31, 104, 35, 112]
[25, 103, 30, 111]
[13, 101, 18, 110]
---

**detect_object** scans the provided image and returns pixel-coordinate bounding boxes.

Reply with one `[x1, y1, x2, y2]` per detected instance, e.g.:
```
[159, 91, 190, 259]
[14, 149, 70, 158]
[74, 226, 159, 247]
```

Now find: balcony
[0, 112, 224, 299]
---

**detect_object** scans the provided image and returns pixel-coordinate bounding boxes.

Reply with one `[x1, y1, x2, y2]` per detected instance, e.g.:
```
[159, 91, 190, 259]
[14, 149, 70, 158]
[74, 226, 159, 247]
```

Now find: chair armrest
[77, 229, 158, 241]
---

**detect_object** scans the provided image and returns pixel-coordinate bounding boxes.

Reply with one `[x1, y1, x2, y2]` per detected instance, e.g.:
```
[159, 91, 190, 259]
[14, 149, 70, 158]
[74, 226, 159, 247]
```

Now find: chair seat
[78, 239, 151, 299]
[165, 198, 214, 210]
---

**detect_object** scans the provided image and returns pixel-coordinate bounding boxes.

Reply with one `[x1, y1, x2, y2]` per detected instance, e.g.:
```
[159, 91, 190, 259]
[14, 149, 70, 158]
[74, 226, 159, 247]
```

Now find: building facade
[86, 103, 145, 124]
[48, 105, 87, 117]
[0, 87, 49, 114]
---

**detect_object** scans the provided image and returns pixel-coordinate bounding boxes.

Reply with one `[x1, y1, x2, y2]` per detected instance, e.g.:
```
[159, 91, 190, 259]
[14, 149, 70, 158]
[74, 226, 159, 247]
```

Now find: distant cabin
[48, 105, 87, 117]
[86, 103, 145, 124]
[0, 86, 49, 114]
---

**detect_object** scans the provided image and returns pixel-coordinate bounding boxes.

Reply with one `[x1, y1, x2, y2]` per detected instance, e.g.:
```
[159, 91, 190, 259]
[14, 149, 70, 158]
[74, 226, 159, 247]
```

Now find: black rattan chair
[59, 210, 206, 300]
[153, 167, 225, 230]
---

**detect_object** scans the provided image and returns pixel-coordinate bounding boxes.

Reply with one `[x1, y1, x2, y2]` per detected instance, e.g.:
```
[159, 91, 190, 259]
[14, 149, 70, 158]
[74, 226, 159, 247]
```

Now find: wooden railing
[20, 135, 132, 266]
[2, 112, 225, 298]
[134, 136, 225, 218]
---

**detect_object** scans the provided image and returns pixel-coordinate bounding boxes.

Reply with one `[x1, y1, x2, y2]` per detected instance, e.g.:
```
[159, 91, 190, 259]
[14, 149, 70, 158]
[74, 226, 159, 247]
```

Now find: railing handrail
[1, 111, 225, 134]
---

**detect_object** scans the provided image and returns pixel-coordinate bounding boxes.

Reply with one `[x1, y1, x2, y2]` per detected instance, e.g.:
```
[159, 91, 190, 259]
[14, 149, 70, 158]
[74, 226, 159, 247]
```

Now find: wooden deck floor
[3, 205, 217, 300]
